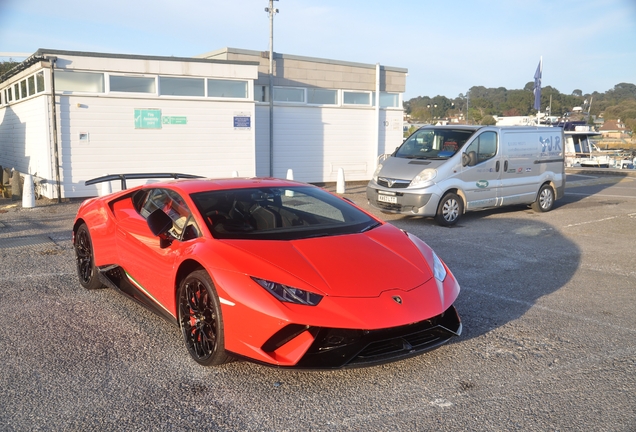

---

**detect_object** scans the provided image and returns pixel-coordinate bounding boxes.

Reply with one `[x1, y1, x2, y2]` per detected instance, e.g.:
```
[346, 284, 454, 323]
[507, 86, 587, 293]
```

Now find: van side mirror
[462, 151, 478, 167]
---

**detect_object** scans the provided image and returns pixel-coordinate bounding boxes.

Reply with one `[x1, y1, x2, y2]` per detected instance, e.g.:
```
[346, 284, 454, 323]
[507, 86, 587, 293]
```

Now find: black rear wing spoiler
[85, 173, 204, 190]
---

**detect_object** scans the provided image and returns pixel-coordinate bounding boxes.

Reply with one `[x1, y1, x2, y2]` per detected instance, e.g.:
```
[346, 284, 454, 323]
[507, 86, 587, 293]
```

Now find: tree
[481, 115, 496, 125]
[572, 89, 583, 97]
[0, 60, 19, 77]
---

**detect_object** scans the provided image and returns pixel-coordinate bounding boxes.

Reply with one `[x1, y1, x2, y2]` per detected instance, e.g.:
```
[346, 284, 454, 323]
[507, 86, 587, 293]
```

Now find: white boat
[564, 125, 614, 168]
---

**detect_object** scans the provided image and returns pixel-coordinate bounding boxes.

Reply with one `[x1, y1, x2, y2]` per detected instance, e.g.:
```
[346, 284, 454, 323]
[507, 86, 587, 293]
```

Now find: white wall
[56, 95, 256, 197]
[255, 104, 404, 183]
[0, 95, 52, 191]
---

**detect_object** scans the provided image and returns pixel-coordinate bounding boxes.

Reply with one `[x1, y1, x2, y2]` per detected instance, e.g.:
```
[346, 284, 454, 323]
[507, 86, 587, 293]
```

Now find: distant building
[0, 48, 407, 199]
[599, 119, 628, 139]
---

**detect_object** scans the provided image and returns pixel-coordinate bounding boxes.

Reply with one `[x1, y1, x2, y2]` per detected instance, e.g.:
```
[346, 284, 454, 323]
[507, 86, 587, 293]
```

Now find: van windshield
[395, 128, 477, 159]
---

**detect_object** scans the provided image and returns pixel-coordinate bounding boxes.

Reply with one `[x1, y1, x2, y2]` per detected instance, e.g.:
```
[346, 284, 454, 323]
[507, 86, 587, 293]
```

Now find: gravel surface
[0, 174, 634, 431]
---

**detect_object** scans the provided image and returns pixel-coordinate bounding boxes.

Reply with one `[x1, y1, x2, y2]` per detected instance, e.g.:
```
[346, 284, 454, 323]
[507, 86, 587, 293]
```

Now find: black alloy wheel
[178, 270, 231, 366]
[74, 223, 105, 290]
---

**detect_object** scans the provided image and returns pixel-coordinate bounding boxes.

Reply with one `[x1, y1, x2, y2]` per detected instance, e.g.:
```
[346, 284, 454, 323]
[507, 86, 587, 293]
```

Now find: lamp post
[427, 104, 437, 123]
[265, 0, 279, 176]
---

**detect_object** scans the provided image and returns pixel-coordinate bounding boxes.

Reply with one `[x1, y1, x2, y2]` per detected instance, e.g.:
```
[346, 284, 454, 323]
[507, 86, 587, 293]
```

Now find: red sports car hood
[222, 224, 433, 298]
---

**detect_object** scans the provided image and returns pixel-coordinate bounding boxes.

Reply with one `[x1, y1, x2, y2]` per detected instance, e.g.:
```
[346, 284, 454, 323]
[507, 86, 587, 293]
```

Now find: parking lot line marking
[563, 216, 617, 228]
[566, 192, 636, 199]
[463, 287, 636, 334]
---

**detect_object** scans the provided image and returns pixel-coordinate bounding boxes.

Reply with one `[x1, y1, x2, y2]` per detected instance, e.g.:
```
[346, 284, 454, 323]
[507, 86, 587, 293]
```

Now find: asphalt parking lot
[0, 171, 635, 431]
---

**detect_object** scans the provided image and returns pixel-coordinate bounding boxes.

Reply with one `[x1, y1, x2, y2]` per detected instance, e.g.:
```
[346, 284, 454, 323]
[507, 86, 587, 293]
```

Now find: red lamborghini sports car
[73, 174, 462, 368]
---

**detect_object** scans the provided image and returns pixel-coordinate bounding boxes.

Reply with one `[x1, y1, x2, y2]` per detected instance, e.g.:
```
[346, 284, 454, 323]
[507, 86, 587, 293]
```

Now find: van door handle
[504, 160, 508, 172]
[496, 161, 500, 172]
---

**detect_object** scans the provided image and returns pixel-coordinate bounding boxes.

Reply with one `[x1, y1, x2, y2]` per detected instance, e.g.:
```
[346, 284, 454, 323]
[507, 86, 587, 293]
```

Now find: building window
[273, 87, 305, 103]
[27, 76, 35, 96]
[14, 83, 20, 100]
[343, 91, 370, 105]
[5, 88, 12, 102]
[36, 72, 45, 93]
[375, 92, 399, 108]
[55, 70, 105, 93]
[159, 77, 204, 97]
[110, 75, 156, 93]
[20, 80, 27, 99]
[307, 88, 337, 105]
[207, 79, 248, 98]
[254, 85, 269, 102]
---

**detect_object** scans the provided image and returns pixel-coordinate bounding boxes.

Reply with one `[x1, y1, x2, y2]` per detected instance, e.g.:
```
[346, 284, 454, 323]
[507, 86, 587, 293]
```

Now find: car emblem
[387, 179, 397, 187]
[392, 295, 402, 304]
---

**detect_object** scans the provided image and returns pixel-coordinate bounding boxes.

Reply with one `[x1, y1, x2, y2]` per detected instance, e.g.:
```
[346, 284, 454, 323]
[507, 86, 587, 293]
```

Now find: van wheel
[435, 193, 463, 226]
[532, 185, 555, 212]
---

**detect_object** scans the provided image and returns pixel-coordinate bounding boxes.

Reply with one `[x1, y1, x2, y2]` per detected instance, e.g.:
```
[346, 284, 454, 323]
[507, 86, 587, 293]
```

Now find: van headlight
[409, 168, 437, 188]
[372, 163, 383, 182]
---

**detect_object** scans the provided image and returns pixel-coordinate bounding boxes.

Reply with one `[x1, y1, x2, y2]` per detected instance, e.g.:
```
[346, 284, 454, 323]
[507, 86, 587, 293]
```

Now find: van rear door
[498, 130, 543, 205]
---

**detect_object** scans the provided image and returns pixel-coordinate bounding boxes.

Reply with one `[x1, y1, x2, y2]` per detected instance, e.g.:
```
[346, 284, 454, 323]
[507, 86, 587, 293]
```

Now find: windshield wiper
[360, 222, 381, 233]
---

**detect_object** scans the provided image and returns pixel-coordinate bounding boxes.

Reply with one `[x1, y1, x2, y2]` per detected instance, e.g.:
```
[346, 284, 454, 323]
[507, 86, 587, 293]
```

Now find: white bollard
[231, 171, 239, 178]
[22, 174, 35, 208]
[285, 169, 294, 196]
[336, 168, 346, 194]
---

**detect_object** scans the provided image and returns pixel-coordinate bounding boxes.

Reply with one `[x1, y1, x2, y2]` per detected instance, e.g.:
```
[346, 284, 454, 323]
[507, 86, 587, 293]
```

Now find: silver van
[366, 125, 565, 226]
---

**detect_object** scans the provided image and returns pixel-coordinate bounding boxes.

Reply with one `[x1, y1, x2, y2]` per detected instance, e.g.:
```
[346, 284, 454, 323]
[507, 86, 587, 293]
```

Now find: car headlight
[252, 277, 323, 306]
[432, 251, 447, 282]
[372, 163, 383, 182]
[409, 168, 437, 188]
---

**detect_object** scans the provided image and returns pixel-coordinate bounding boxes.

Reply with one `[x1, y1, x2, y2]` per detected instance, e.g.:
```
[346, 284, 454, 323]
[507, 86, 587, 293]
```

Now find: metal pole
[267, 0, 277, 177]
[375, 63, 380, 159]
[47, 57, 62, 203]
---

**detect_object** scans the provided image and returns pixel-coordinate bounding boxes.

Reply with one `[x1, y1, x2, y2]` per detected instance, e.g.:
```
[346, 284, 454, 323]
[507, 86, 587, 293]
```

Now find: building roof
[599, 119, 626, 132]
[196, 47, 408, 74]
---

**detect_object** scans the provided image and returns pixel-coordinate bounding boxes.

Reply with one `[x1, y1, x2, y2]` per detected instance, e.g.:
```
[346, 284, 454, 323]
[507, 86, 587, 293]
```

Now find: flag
[533, 59, 542, 111]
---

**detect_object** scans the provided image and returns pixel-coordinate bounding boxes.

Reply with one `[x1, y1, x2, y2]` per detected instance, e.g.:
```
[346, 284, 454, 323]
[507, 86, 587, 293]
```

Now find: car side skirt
[97, 266, 178, 327]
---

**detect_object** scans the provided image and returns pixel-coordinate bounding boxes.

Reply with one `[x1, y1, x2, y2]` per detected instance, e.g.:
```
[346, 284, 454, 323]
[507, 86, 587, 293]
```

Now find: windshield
[395, 128, 476, 159]
[191, 186, 379, 240]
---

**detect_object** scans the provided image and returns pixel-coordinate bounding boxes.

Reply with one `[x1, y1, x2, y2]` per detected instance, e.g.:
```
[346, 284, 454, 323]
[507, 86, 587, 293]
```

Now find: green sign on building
[134, 109, 162, 129]
[162, 116, 187, 125]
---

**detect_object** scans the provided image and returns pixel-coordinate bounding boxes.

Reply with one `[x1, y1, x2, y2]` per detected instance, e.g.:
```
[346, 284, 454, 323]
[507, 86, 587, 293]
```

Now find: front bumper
[366, 184, 438, 216]
[281, 305, 462, 369]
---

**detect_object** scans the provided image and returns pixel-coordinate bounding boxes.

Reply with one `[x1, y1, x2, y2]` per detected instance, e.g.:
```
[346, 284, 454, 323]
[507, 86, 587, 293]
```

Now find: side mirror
[147, 209, 172, 236]
[462, 151, 478, 167]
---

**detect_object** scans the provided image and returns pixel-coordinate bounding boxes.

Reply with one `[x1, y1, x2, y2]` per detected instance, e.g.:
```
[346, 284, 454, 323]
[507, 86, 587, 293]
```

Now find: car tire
[178, 270, 231, 366]
[435, 193, 463, 227]
[532, 184, 555, 212]
[74, 223, 105, 290]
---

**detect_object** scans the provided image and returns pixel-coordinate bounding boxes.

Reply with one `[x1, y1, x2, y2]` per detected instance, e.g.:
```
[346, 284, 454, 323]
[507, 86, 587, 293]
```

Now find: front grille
[377, 178, 410, 189]
[375, 201, 402, 211]
[293, 305, 462, 369]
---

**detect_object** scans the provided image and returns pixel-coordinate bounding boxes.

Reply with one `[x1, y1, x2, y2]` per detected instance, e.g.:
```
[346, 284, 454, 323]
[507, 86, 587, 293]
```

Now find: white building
[0, 48, 407, 199]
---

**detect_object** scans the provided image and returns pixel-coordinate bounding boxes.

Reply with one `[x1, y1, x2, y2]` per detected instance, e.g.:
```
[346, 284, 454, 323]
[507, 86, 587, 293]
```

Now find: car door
[115, 188, 201, 316]
[460, 131, 501, 209]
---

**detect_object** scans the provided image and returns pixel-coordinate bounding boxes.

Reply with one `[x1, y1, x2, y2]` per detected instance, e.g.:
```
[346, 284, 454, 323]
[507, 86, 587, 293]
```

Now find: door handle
[496, 161, 500, 172]
[504, 160, 508, 172]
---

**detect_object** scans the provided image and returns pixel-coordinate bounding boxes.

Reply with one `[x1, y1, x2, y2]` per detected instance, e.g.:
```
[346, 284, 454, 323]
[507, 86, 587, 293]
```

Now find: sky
[0, 0, 635, 100]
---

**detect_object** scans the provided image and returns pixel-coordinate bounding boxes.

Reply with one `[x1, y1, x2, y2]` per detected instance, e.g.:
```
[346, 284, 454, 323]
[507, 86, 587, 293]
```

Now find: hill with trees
[405, 82, 636, 134]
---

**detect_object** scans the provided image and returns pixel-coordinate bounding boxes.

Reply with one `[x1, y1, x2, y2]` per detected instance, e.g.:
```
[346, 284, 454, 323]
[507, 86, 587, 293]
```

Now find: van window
[464, 131, 497, 164]
[396, 128, 476, 160]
